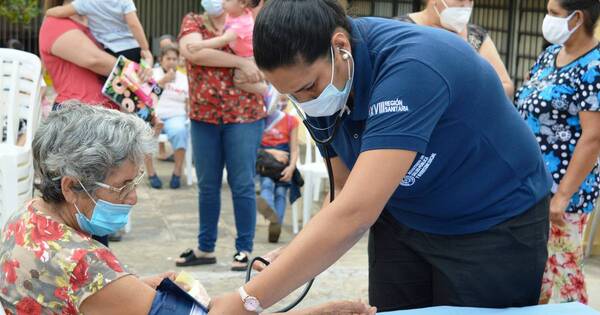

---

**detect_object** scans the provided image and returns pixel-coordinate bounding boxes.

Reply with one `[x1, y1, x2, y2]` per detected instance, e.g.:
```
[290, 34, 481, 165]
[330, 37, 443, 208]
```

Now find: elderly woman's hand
[141, 271, 177, 289]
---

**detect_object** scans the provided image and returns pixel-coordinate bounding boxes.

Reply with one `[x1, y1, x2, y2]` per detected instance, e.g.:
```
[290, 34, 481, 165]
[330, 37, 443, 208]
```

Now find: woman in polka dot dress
[515, 0, 600, 304]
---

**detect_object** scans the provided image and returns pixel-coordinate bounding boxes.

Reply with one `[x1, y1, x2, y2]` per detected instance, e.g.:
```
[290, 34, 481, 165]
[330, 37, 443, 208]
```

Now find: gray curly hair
[33, 104, 155, 203]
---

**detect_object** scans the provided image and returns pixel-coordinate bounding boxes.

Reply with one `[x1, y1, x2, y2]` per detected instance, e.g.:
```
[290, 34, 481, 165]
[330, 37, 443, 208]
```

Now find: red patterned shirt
[0, 201, 129, 314]
[178, 13, 266, 124]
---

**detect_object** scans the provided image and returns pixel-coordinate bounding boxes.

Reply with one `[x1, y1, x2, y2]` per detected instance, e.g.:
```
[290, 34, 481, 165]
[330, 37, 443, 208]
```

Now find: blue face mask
[289, 46, 354, 118]
[74, 180, 132, 237]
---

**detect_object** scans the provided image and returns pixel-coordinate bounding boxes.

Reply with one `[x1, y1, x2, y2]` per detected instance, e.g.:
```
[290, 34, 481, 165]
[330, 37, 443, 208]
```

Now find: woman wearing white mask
[396, 0, 515, 98]
[175, 0, 267, 271]
[208, 0, 553, 313]
[515, 0, 600, 305]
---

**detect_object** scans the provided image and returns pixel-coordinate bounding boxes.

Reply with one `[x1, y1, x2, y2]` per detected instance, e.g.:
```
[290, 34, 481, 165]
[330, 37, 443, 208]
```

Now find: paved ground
[111, 160, 600, 312]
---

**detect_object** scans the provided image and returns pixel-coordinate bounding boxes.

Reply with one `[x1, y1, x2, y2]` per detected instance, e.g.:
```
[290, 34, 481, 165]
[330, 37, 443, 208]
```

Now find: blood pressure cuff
[149, 278, 208, 315]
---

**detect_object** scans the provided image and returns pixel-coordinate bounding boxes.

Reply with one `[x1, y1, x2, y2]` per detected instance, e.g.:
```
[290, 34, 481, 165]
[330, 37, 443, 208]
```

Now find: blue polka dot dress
[515, 44, 600, 214]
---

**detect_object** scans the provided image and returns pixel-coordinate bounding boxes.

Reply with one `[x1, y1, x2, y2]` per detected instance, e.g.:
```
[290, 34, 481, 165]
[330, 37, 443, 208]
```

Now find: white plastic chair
[0, 48, 42, 229]
[291, 124, 328, 234]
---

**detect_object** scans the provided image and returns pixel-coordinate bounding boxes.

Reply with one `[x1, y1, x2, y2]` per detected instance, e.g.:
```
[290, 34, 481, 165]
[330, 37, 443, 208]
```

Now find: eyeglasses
[94, 170, 146, 201]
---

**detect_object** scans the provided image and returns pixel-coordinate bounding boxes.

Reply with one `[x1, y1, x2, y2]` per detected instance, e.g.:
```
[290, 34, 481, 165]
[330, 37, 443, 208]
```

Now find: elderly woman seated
[0, 105, 375, 315]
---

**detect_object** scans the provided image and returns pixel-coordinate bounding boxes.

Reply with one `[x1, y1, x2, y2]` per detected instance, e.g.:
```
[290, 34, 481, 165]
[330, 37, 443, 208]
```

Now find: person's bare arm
[46, 3, 78, 18]
[51, 29, 116, 76]
[280, 126, 300, 182]
[189, 30, 237, 51]
[124, 12, 149, 51]
[124, 11, 152, 65]
[179, 32, 262, 83]
[479, 37, 515, 98]
[210, 149, 416, 313]
[289, 127, 300, 169]
[550, 111, 600, 226]
[79, 275, 155, 315]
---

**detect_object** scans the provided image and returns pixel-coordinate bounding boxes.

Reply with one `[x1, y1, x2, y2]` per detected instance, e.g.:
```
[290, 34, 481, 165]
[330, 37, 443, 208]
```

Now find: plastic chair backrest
[0, 145, 34, 229]
[0, 48, 42, 147]
[0, 48, 42, 228]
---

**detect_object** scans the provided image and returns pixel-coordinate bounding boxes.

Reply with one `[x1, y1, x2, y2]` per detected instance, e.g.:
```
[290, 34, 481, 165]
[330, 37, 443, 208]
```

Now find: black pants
[102, 47, 142, 83]
[368, 196, 550, 311]
[105, 47, 142, 63]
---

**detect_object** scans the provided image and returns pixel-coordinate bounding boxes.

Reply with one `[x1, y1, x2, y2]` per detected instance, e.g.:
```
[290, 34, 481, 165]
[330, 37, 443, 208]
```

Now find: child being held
[187, 0, 278, 108]
[46, 0, 153, 66]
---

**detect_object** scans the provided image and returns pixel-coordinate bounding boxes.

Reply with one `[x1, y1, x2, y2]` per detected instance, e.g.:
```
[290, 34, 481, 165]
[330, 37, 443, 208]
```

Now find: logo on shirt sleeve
[369, 98, 409, 117]
[401, 153, 436, 187]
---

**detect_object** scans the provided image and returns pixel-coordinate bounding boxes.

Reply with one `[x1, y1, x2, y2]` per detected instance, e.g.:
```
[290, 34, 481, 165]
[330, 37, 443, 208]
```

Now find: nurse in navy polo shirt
[208, 0, 553, 313]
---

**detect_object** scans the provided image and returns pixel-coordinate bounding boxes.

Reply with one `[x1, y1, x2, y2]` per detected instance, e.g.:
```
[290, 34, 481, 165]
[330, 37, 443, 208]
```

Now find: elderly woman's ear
[60, 176, 81, 205]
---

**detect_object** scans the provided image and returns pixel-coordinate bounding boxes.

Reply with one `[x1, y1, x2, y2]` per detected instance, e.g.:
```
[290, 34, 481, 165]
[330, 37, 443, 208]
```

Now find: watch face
[245, 297, 260, 310]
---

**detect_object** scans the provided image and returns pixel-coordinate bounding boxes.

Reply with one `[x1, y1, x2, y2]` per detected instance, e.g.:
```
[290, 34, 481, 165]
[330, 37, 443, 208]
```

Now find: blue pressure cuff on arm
[149, 278, 208, 315]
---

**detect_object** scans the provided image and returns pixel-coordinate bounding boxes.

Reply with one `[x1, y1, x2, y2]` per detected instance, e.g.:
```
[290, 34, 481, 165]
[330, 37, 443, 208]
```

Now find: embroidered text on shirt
[369, 98, 409, 117]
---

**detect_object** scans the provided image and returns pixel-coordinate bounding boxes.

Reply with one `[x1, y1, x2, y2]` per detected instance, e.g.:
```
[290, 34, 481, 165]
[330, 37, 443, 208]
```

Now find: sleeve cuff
[71, 1, 84, 14]
[361, 134, 428, 154]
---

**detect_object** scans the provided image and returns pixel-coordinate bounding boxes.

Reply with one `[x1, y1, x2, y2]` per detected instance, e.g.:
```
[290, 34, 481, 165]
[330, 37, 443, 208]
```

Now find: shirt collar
[349, 18, 372, 121]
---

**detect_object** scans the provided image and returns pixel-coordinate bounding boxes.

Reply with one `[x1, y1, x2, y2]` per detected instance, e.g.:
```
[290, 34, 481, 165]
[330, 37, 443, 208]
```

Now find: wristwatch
[238, 286, 264, 313]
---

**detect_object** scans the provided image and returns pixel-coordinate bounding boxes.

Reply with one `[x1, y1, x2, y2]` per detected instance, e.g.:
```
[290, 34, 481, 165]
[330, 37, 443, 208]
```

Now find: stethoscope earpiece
[337, 46, 350, 60]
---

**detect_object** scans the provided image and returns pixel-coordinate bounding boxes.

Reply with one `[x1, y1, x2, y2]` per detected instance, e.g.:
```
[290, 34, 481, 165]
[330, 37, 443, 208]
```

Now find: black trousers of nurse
[368, 196, 549, 311]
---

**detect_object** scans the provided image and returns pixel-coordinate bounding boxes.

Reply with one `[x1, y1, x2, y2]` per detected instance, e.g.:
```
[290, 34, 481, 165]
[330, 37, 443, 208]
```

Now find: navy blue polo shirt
[309, 17, 552, 235]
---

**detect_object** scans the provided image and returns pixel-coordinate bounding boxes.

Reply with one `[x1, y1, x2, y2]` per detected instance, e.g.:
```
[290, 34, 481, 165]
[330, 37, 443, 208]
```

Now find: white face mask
[201, 0, 224, 16]
[288, 47, 354, 118]
[435, 0, 473, 33]
[542, 12, 582, 46]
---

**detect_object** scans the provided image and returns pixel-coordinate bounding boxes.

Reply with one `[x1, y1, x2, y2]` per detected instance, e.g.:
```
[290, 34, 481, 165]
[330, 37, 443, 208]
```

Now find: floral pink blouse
[0, 201, 130, 314]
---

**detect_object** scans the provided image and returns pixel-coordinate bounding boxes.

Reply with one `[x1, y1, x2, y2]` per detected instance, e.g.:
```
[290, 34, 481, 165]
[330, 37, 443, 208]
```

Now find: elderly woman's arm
[479, 37, 515, 98]
[79, 275, 156, 315]
[179, 32, 263, 83]
[51, 29, 116, 76]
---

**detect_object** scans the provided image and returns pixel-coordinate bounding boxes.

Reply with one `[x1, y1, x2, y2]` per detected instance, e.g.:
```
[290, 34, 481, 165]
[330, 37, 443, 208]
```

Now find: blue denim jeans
[191, 119, 264, 253]
[259, 177, 289, 223]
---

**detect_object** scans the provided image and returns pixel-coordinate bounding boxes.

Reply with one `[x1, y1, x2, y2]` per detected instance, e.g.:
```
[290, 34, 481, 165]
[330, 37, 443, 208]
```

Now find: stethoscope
[245, 48, 353, 312]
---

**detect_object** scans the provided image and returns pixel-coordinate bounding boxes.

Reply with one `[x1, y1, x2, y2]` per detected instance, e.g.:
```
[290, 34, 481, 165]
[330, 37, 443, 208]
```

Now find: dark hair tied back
[558, 0, 600, 35]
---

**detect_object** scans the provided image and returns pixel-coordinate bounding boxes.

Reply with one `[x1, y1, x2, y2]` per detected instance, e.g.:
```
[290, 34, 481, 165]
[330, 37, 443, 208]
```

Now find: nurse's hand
[549, 193, 569, 227]
[252, 246, 285, 271]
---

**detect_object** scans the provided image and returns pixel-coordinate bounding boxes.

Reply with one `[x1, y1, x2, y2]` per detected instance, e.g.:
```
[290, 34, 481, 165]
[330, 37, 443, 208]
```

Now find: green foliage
[0, 0, 41, 24]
